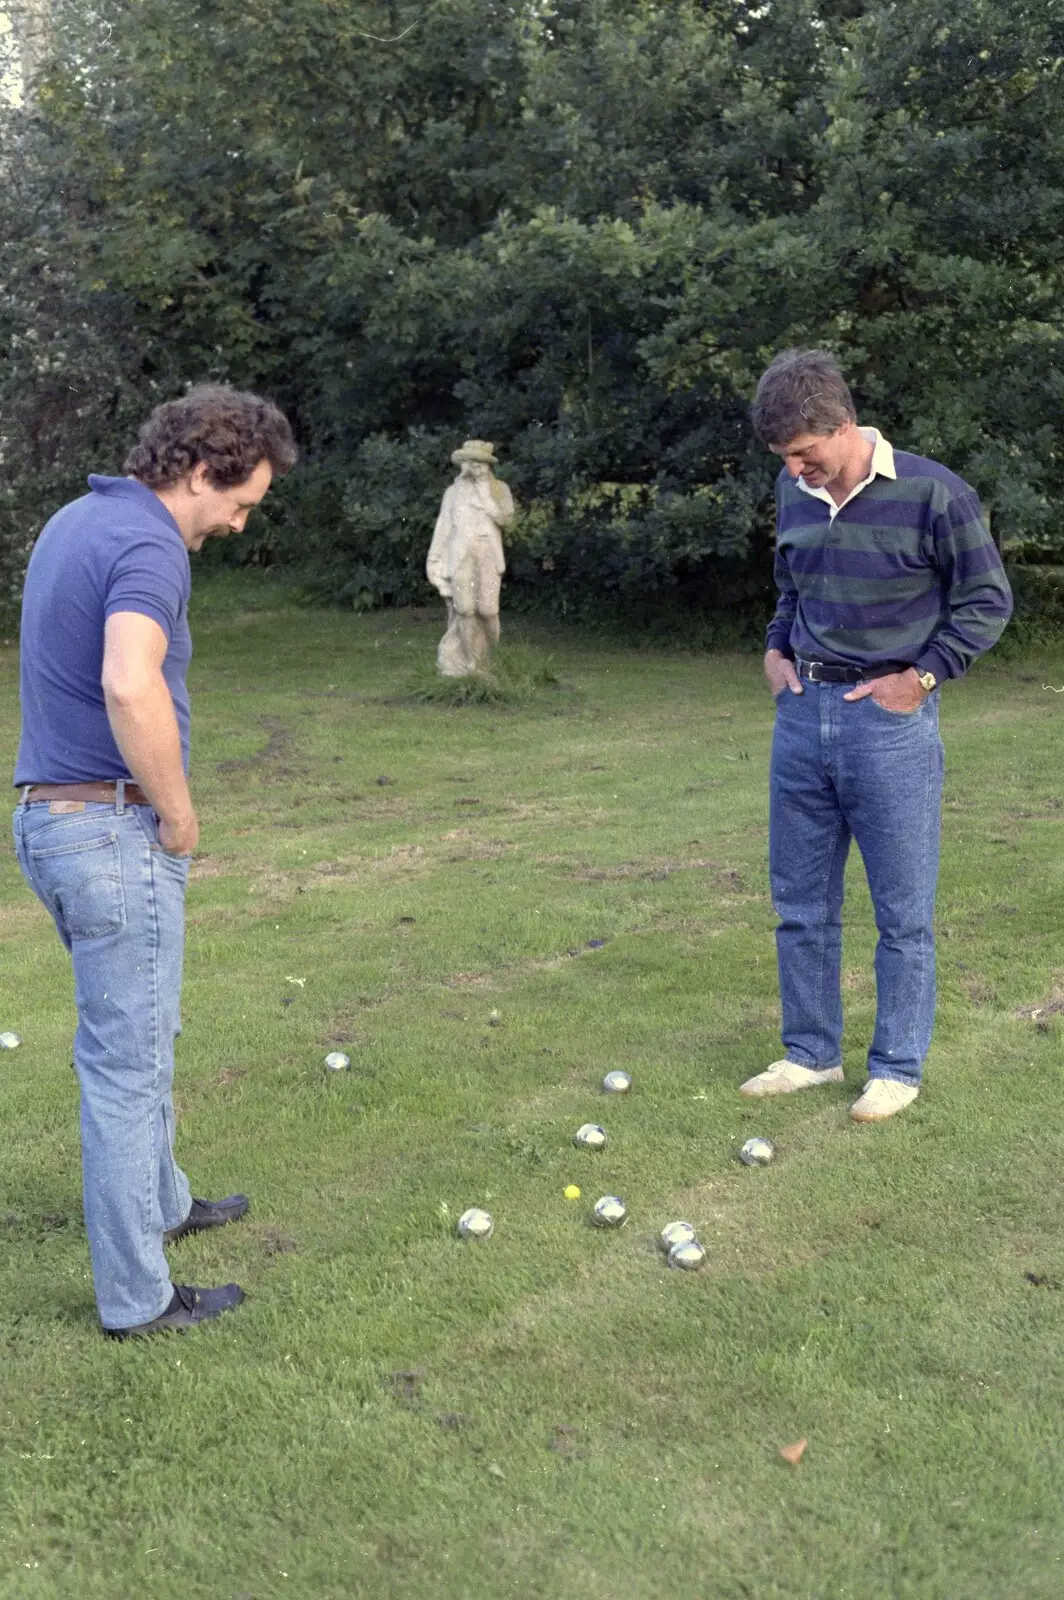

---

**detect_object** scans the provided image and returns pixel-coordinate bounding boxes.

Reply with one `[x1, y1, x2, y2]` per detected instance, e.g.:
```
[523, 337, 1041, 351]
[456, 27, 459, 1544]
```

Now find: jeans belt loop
[115, 778, 125, 816]
[18, 785, 31, 806]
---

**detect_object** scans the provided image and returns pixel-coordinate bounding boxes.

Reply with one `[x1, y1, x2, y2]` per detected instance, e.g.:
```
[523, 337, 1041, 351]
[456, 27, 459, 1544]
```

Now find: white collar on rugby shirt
[797, 427, 896, 521]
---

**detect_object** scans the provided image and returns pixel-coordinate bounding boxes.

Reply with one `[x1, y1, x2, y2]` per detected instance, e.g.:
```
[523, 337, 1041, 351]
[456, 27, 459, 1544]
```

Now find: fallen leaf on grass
[779, 1438, 808, 1465]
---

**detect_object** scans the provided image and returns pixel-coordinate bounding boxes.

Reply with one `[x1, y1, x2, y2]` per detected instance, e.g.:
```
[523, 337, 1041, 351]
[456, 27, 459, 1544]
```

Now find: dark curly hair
[124, 384, 298, 488]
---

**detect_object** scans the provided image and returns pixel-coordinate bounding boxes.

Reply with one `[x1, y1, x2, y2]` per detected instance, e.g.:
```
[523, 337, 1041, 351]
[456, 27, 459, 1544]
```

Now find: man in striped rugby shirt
[741, 349, 1012, 1121]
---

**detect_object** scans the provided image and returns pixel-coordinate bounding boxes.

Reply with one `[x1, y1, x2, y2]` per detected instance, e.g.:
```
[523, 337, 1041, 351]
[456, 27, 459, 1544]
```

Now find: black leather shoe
[105, 1282, 246, 1339]
[164, 1194, 249, 1244]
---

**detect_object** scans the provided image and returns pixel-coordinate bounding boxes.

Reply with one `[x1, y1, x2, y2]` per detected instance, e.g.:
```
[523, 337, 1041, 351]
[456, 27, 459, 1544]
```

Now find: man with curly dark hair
[124, 384, 298, 498]
[12, 385, 296, 1338]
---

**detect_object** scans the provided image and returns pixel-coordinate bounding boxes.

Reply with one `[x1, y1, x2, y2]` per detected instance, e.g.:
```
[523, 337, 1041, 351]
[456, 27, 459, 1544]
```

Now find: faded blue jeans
[13, 791, 192, 1329]
[769, 684, 945, 1087]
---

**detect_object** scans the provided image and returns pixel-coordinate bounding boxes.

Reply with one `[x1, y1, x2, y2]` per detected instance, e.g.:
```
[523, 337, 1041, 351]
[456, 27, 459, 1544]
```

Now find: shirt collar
[796, 427, 896, 509]
[87, 475, 183, 538]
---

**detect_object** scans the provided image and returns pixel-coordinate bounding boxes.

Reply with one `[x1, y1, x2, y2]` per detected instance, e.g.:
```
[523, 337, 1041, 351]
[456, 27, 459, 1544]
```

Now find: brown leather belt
[21, 782, 152, 807]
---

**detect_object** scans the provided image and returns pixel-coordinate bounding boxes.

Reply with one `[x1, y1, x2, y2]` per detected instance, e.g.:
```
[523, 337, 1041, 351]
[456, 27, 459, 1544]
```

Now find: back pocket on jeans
[28, 832, 126, 939]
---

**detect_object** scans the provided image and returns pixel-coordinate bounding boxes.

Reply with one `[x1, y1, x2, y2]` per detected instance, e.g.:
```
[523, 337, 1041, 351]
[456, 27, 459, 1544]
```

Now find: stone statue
[426, 440, 514, 677]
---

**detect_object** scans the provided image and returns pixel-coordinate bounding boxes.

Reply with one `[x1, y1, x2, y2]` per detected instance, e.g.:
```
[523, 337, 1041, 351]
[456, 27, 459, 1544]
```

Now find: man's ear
[188, 462, 212, 495]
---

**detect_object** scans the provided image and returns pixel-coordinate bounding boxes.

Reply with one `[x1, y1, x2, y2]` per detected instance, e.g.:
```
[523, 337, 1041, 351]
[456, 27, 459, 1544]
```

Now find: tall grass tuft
[400, 641, 570, 708]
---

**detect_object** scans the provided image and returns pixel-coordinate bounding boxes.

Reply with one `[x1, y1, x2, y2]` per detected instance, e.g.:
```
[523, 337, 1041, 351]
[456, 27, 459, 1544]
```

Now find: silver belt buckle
[802, 659, 825, 682]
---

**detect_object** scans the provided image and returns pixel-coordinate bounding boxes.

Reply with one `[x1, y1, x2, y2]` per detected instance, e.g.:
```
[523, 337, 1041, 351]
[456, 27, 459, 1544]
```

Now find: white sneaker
[849, 1079, 919, 1123]
[739, 1059, 844, 1097]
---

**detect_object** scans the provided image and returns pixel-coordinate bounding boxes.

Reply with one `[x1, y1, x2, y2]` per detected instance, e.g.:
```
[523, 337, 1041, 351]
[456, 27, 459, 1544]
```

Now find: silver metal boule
[602, 1070, 632, 1094]
[457, 1207, 494, 1241]
[0, 1032, 21, 1049]
[668, 1239, 706, 1270]
[574, 1123, 607, 1150]
[739, 1136, 776, 1167]
[659, 1220, 698, 1254]
[592, 1195, 627, 1228]
[323, 1051, 351, 1072]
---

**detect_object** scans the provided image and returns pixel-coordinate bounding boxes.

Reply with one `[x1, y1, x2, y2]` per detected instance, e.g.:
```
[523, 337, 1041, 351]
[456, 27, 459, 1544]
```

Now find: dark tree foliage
[1, 0, 1063, 622]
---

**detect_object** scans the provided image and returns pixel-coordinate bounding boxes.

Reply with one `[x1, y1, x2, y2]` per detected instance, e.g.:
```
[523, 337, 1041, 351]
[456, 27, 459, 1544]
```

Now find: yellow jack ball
[564, 1184, 581, 1200]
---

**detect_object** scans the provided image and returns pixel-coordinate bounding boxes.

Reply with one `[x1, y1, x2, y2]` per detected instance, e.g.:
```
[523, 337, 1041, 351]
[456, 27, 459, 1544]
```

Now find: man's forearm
[104, 676, 193, 827]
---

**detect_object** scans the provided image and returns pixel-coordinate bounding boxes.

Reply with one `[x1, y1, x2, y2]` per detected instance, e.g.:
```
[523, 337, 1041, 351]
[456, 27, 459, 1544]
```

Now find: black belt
[795, 658, 903, 685]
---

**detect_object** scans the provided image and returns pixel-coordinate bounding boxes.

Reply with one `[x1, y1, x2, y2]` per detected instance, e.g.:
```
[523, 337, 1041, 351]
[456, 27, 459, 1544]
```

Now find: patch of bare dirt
[389, 1368, 426, 1407]
[188, 855, 233, 880]
[214, 1064, 249, 1087]
[313, 845, 428, 883]
[0, 901, 52, 935]
[246, 871, 292, 901]
[956, 970, 997, 1005]
[343, 798, 412, 821]
[501, 800, 565, 822]
[219, 1224, 300, 1273]
[567, 857, 728, 883]
[257, 1227, 298, 1257]
[215, 715, 304, 780]
[446, 839, 510, 861]
[548, 1424, 587, 1460]
[1015, 986, 1064, 1025]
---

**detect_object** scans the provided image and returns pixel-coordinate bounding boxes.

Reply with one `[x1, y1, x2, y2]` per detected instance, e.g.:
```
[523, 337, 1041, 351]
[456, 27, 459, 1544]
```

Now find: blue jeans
[769, 685, 945, 1087]
[13, 794, 192, 1328]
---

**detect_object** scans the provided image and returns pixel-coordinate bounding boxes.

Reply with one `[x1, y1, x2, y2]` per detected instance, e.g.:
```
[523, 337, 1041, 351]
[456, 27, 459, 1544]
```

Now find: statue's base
[436, 614, 497, 679]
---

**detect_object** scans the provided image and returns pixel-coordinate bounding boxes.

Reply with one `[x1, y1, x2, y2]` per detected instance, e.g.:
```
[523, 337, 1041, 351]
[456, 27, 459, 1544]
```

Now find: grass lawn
[0, 577, 1062, 1598]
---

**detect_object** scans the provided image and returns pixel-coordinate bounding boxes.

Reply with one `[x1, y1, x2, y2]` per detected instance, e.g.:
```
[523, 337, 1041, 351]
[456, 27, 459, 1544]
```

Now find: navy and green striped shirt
[765, 432, 1012, 681]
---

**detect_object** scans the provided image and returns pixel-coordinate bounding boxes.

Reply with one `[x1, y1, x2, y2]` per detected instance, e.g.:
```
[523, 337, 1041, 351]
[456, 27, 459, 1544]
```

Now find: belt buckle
[805, 661, 825, 683]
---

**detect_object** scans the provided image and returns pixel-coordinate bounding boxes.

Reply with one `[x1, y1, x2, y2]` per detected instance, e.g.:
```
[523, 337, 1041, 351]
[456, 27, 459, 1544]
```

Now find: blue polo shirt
[14, 476, 192, 786]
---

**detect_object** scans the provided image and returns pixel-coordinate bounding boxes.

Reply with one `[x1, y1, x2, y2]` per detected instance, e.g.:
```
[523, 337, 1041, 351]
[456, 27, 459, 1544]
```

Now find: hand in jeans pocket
[155, 809, 198, 858]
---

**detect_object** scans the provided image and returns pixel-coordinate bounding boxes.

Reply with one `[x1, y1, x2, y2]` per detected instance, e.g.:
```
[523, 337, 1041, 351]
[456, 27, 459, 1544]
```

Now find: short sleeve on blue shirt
[104, 535, 189, 643]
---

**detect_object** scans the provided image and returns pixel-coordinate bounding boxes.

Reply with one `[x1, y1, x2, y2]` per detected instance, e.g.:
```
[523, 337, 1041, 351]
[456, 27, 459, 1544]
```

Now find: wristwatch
[914, 669, 937, 694]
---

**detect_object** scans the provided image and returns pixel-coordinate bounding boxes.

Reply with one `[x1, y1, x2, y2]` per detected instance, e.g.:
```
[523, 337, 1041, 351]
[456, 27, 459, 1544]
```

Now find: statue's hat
[451, 439, 498, 466]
